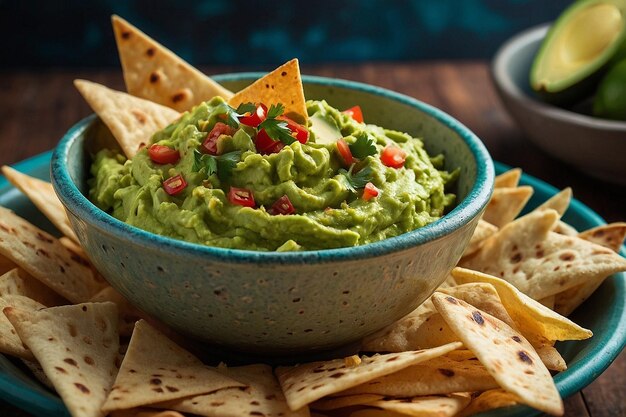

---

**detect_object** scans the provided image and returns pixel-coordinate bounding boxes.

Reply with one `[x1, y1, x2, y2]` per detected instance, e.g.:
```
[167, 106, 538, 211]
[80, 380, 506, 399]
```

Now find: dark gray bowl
[492, 23, 626, 184]
[51, 74, 493, 355]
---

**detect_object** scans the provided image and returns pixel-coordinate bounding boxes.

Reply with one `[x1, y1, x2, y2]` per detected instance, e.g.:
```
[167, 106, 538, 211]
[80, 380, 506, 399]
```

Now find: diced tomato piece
[239, 103, 268, 127]
[381, 146, 406, 168]
[228, 187, 255, 208]
[270, 195, 296, 215]
[362, 182, 379, 201]
[163, 174, 187, 196]
[202, 122, 236, 155]
[277, 116, 309, 144]
[148, 144, 180, 164]
[255, 129, 281, 154]
[269, 141, 285, 153]
[343, 105, 364, 123]
[336, 139, 354, 167]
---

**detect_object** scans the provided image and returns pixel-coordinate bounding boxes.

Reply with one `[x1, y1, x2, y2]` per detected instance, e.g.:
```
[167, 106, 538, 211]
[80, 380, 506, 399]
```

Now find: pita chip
[460, 209, 626, 299]
[5, 302, 120, 417]
[338, 355, 497, 397]
[276, 342, 462, 411]
[363, 394, 470, 417]
[457, 389, 519, 417]
[229, 59, 308, 124]
[312, 394, 383, 411]
[494, 168, 521, 188]
[451, 268, 592, 341]
[112, 15, 233, 111]
[463, 220, 498, 257]
[0, 207, 106, 303]
[102, 320, 244, 412]
[74, 79, 180, 158]
[0, 268, 67, 307]
[431, 293, 563, 415]
[482, 186, 533, 228]
[1, 165, 79, 243]
[0, 294, 45, 359]
[111, 410, 185, 417]
[156, 364, 308, 417]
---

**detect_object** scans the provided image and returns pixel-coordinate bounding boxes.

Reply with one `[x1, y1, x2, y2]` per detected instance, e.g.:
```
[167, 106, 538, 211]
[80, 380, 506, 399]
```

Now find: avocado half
[530, 0, 626, 105]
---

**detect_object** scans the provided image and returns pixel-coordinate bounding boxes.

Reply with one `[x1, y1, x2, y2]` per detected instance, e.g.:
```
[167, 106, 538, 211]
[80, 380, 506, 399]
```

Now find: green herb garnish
[213, 102, 258, 129]
[193, 150, 242, 182]
[339, 164, 373, 194]
[258, 103, 296, 145]
[349, 132, 377, 158]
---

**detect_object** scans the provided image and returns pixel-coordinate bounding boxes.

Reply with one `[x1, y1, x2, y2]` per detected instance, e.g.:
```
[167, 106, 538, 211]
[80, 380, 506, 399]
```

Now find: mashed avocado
[89, 98, 458, 251]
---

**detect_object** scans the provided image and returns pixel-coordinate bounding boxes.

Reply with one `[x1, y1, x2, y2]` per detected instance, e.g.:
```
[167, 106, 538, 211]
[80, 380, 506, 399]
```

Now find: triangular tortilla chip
[89, 286, 144, 337]
[0, 207, 106, 303]
[431, 293, 563, 416]
[102, 320, 244, 412]
[229, 59, 308, 124]
[156, 364, 308, 417]
[112, 15, 233, 111]
[5, 302, 120, 417]
[276, 342, 462, 411]
[312, 394, 383, 411]
[74, 79, 180, 158]
[535, 187, 572, 216]
[578, 222, 626, 252]
[494, 168, 522, 188]
[460, 209, 626, 299]
[553, 223, 626, 316]
[364, 394, 470, 417]
[0, 268, 67, 307]
[0, 294, 45, 359]
[482, 186, 533, 228]
[338, 355, 497, 397]
[463, 220, 498, 257]
[1, 165, 79, 243]
[457, 389, 519, 417]
[451, 268, 592, 341]
[362, 283, 512, 352]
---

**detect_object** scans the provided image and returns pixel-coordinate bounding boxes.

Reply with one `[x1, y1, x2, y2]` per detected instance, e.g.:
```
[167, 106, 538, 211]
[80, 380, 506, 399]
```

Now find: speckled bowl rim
[491, 23, 626, 131]
[51, 74, 494, 264]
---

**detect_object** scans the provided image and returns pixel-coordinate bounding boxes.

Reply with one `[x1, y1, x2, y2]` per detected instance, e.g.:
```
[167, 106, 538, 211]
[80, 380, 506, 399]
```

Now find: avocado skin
[530, 0, 626, 106]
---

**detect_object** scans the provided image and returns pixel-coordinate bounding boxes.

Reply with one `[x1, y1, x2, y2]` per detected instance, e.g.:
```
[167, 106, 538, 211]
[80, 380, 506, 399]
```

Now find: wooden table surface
[0, 62, 624, 417]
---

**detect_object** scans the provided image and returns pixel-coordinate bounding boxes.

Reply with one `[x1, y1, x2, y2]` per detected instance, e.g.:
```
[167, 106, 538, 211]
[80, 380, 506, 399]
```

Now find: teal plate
[0, 153, 624, 417]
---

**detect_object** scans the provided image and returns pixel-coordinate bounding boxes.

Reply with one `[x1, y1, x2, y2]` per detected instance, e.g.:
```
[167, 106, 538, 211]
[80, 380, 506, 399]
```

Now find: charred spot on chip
[150, 72, 160, 83]
[36, 231, 54, 243]
[121, 31, 131, 39]
[281, 71, 287, 76]
[560, 252, 575, 261]
[250, 412, 265, 416]
[70, 253, 90, 267]
[150, 378, 162, 385]
[54, 366, 67, 374]
[64, 358, 78, 367]
[146, 47, 155, 57]
[250, 400, 261, 405]
[84, 356, 95, 365]
[593, 229, 605, 237]
[131, 109, 147, 124]
[152, 387, 164, 393]
[518, 350, 533, 364]
[385, 355, 399, 362]
[438, 368, 455, 377]
[172, 92, 186, 103]
[445, 296, 458, 304]
[36, 248, 50, 258]
[471, 310, 485, 325]
[512, 335, 522, 343]
[166, 385, 179, 392]
[265, 394, 277, 400]
[330, 371, 345, 378]
[511, 252, 522, 263]
[74, 382, 90, 394]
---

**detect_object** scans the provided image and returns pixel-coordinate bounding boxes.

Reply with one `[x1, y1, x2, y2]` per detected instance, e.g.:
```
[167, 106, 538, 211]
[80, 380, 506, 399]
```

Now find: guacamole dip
[89, 98, 458, 251]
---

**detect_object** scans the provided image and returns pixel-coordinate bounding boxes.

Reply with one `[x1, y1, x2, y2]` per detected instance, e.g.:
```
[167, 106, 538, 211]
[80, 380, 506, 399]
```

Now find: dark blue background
[0, 0, 571, 69]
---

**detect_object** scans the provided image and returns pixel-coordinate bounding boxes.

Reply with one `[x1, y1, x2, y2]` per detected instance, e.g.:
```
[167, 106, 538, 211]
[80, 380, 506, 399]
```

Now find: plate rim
[0, 153, 624, 417]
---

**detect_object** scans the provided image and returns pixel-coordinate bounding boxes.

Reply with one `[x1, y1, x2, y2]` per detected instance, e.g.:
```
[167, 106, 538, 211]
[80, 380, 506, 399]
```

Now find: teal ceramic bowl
[50, 75, 494, 354]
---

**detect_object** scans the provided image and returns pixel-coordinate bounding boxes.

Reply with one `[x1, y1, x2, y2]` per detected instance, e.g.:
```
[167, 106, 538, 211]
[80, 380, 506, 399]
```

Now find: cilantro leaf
[213, 103, 241, 129]
[339, 164, 373, 194]
[258, 103, 296, 145]
[192, 150, 241, 182]
[349, 132, 377, 159]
